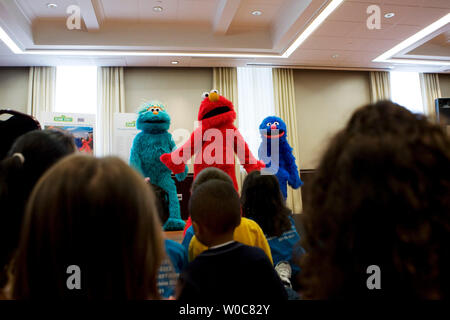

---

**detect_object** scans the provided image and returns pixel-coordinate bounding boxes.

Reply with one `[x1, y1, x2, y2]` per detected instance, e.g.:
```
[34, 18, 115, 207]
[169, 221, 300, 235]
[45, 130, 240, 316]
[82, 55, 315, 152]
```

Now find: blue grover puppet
[258, 116, 303, 199]
[130, 101, 187, 231]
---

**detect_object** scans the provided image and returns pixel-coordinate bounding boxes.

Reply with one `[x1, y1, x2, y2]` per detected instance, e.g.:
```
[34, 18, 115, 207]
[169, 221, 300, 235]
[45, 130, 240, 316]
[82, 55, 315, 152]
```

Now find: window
[237, 67, 275, 156]
[390, 71, 424, 114]
[55, 66, 98, 114]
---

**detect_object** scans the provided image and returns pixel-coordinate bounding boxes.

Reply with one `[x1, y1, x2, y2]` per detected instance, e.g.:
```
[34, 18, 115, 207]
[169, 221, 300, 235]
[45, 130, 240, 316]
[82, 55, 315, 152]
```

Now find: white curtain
[27, 66, 56, 119]
[237, 67, 275, 157]
[420, 73, 441, 119]
[97, 67, 125, 156]
[369, 71, 391, 102]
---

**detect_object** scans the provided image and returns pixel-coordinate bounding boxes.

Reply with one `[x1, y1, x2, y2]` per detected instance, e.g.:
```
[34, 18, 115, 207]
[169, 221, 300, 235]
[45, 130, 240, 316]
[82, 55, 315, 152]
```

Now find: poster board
[40, 112, 96, 155]
[112, 113, 139, 162]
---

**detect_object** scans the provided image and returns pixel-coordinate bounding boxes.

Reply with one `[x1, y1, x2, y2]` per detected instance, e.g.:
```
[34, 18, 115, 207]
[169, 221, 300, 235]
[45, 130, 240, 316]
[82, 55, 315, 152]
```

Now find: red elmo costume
[160, 90, 265, 232]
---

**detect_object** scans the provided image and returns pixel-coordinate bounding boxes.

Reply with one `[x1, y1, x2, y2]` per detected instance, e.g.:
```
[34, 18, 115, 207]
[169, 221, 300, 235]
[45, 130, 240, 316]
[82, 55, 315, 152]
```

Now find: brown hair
[11, 155, 164, 299]
[299, 101, 450, 299]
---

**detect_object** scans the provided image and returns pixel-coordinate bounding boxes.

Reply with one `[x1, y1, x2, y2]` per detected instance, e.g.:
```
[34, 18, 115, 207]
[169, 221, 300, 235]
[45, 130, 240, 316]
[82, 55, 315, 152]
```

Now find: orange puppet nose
[209, 92, 219, 102]
[270, 124, 277, 130]
[153, 111, 159, 115]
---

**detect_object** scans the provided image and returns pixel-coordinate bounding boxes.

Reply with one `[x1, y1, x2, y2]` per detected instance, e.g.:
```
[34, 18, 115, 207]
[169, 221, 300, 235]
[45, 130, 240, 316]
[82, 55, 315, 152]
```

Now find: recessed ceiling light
[384, 13, 395, 19]
[46, 3, 58, 8]
[332, 54, 339, 59]
[171, 61, 179, 65]
[251, 10, 262, 16]
[153, 6, 163, 12]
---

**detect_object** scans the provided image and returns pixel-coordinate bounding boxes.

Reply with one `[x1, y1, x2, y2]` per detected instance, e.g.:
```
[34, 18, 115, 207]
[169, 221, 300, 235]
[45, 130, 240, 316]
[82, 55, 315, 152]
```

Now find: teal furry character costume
[130, 101, 187, 231]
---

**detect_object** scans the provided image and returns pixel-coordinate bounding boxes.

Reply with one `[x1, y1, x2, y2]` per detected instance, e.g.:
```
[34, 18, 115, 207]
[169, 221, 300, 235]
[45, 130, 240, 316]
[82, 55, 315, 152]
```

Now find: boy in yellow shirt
[181, 167, 272, 263]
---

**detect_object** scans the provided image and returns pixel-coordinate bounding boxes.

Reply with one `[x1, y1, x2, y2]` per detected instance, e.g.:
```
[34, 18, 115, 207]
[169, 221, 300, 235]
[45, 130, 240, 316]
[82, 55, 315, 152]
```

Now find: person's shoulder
[165, 238, 183, 250]
[234, 242, 270, 261]
[239, 217, 263, 232]
[165, 239, 186, 258]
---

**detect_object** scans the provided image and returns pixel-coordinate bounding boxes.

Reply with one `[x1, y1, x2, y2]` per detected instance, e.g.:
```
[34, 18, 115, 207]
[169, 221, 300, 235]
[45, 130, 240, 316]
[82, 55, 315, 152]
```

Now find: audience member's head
[241, 170, 292, 237]
[189, 180, 241, 247]
[191, 167, 234, 193]
[0, 129, 76, 288]
[0, 110, 41, 160]
[299, 101, 450, 299]
[11, 155, 164, 299]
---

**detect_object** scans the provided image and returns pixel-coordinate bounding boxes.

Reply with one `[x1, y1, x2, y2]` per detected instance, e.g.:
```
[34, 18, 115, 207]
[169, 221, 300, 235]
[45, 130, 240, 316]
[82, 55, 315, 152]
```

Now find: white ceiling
[0, 0, 449, 72]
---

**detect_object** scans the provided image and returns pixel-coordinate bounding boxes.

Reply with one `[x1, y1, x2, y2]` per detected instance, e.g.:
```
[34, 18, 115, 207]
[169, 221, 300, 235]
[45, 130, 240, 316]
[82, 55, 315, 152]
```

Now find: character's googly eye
[202, 92, 209, 99]
[274, 121, 279, 125]
[211, 89, 219, 94]
[154, 107, 160, 112]
[266, 122, 271, 127]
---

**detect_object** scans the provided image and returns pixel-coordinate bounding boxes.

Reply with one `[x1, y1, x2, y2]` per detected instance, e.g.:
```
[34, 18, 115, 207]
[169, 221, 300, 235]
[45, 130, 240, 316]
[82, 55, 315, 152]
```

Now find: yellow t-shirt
[188, 217, 273, 264]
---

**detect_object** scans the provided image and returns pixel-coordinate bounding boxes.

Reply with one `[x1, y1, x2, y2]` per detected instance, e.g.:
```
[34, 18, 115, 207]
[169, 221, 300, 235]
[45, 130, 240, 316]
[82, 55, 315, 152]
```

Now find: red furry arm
[160, 126, 203, 174]
[232, 128, 265, 173]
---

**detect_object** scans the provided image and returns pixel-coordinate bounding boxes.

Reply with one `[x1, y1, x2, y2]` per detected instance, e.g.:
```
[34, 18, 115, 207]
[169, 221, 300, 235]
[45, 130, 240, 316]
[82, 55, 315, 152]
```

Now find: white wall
[294, 70, 371, 169]
[124, 67, 213, 133]
[0, 67, 29, 114]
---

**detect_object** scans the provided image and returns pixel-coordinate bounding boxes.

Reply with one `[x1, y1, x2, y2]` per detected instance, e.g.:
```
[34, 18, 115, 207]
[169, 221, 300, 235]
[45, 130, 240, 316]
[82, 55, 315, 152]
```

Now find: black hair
[241, 171, 292, 237]
[0, 129, 76, 288]
[189, 179, 241, 235]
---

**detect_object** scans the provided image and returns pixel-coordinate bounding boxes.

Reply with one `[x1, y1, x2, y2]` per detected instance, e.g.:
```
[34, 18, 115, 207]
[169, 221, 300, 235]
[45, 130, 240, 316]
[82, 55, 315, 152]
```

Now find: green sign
[125, 121, 136, 128]
[53, 115, 73, 122]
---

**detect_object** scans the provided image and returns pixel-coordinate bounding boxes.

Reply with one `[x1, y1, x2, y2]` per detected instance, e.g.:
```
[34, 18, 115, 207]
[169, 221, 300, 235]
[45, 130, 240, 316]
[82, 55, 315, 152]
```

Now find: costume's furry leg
[157, 177, 185, 231]
[276, 168, 289, 200]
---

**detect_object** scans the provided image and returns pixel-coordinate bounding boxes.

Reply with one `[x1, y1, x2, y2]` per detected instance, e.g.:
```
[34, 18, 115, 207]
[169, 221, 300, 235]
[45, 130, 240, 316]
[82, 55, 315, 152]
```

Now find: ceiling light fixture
[283, 0, 345, 58]
[171, 61, 179, 65]
[373, 13, 450, 66]
[0, 26, 22, 54]
[251, 10, 262, 16]
[332, 54, 339, 59]
[153, 6, 163, 12]
[384, 13, 395, 19]
[46, 3, 58, 8]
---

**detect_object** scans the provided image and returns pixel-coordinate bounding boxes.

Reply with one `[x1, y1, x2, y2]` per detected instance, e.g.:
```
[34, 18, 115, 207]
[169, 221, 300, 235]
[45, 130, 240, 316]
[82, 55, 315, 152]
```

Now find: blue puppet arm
[169, 135, 188, 181]
[283, 144, 303, 189]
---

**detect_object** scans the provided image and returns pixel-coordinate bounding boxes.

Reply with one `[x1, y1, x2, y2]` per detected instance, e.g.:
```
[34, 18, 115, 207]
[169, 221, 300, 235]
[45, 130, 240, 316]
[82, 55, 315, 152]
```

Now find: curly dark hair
[299, 101, 450, 299]
[241, 170, 292, 237]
